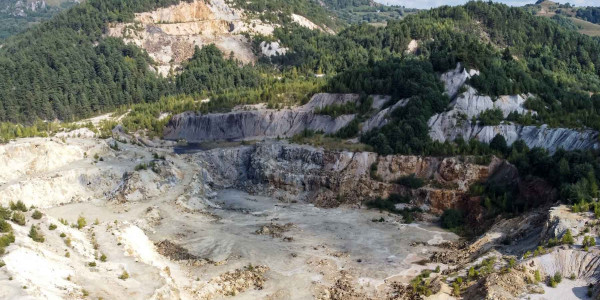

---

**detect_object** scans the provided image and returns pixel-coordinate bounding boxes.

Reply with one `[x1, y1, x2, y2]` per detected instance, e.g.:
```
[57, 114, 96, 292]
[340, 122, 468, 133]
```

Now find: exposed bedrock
[194, 141, 506, 213]
[430, 66, 600, 152]
[164, 93, 373, 142]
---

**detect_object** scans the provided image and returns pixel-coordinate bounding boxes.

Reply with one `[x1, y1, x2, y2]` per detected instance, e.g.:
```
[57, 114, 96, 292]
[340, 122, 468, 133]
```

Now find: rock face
[440, 63, 480, 98]
[361, 98, 408, 133]
[540, 205, 589, 240]
[107, 0, 324, 75]
[108, 0, 262, 75]
[429, 66, 600, 152]
[164, 93, 366, 142]
[260, 41, 287, 57]
[194, 141, 501, 211]
[530, 249, 600, 282]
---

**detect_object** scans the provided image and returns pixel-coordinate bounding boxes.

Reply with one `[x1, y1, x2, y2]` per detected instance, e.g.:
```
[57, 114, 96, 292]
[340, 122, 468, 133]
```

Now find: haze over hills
[379, 0, 600, 9]
[1, 0, 600, 299]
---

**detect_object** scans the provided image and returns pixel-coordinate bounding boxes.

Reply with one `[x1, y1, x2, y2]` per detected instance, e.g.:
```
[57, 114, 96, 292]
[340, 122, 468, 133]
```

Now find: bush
[100, 253, 107, 262]
[9, 201, 28, 212]
[583, 235, 596, 247]
[119, 270, 129, 280]
[0, 206, 11, 220]
[28, 226, 45, 243]
[534, 270, 541, 282]
[561, 229, 574, 245]
[440, 209, 464, 229]
[478, 108, 504, 126]
[76, 216, 87, 229]
[489, 134, 508, 155]
[135, 163, 148, 171]
[11, 212, 25, 226]
[0, 219, 11, 233]
[549, 277, 557, 288]
[365, 194, 410, 213]
[88, 261, 96, 267]
[369, 163, 382, 181]
[452, 282, 460, 297]
[48, 224, 57, 230]
[553, 272, 562, 284]
[0, 232, 15, 248]
[395, 174, 425, 189]
[31, 210, 43, 220]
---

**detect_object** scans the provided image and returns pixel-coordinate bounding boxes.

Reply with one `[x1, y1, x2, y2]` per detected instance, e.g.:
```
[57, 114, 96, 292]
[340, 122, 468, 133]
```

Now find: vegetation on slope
[265, 2, 600, 154]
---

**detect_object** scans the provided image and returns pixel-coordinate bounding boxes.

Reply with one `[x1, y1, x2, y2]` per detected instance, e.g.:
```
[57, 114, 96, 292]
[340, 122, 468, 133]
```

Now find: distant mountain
[526, 0, 600, 36]
[0, 0, 78, 39]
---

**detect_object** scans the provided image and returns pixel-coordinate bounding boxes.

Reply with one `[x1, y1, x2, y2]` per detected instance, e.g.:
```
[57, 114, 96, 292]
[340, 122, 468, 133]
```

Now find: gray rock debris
[164, 93, 373, 142]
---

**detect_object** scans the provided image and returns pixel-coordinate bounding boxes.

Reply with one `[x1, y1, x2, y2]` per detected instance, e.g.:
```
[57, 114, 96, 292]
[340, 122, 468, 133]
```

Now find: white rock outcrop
[260, 41, 287, 57]
[428, 65, 599, 152]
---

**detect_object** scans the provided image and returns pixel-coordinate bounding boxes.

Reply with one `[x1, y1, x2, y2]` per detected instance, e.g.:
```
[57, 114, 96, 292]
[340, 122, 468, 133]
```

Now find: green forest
[2, 0, 600, 139]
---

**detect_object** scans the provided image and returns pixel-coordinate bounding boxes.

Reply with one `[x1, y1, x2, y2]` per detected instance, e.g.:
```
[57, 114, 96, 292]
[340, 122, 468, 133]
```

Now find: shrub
[489, 134, 508, 155]
[478, 108, 504, 126]
[452, 282, 460, 297]
[9, 201, 28, 212]
[88, 261, 96, 267]
[0, 206, 11, 220]
[395, 174, 425, 189]
[583, 235, 596, 247]
[76, 216, 87, 229]
[0, 232, 15, 247]
[440, 209, 464, 229]
[365, 194, 409, 213]
[369, 163, 382, 181]
[11, 212, 26, 226]
[119, 270, 129, 280]
[534, 270, 541, 282]
[553, 272, 562, 284]
[549, 277, 557, 288]
[561, 229, 574, 245]
[100, 253, 107, 262]
[59, 218, 68, 225]
[134, 163, 148, 171]
[0, 219, 12, 233]
[28, 226, 45, 243]
[48, 224, 57, 230]
[31, 210, 43, 220]
[507, 257, 516, 268]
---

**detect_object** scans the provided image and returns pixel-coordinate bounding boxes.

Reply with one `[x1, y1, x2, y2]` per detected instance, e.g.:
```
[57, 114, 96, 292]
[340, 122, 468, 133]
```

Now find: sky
[378, 0, 600, 9]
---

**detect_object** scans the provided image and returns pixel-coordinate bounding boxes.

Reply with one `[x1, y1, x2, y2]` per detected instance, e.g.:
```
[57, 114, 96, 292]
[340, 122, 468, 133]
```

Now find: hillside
[526, 0, 600, 36]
